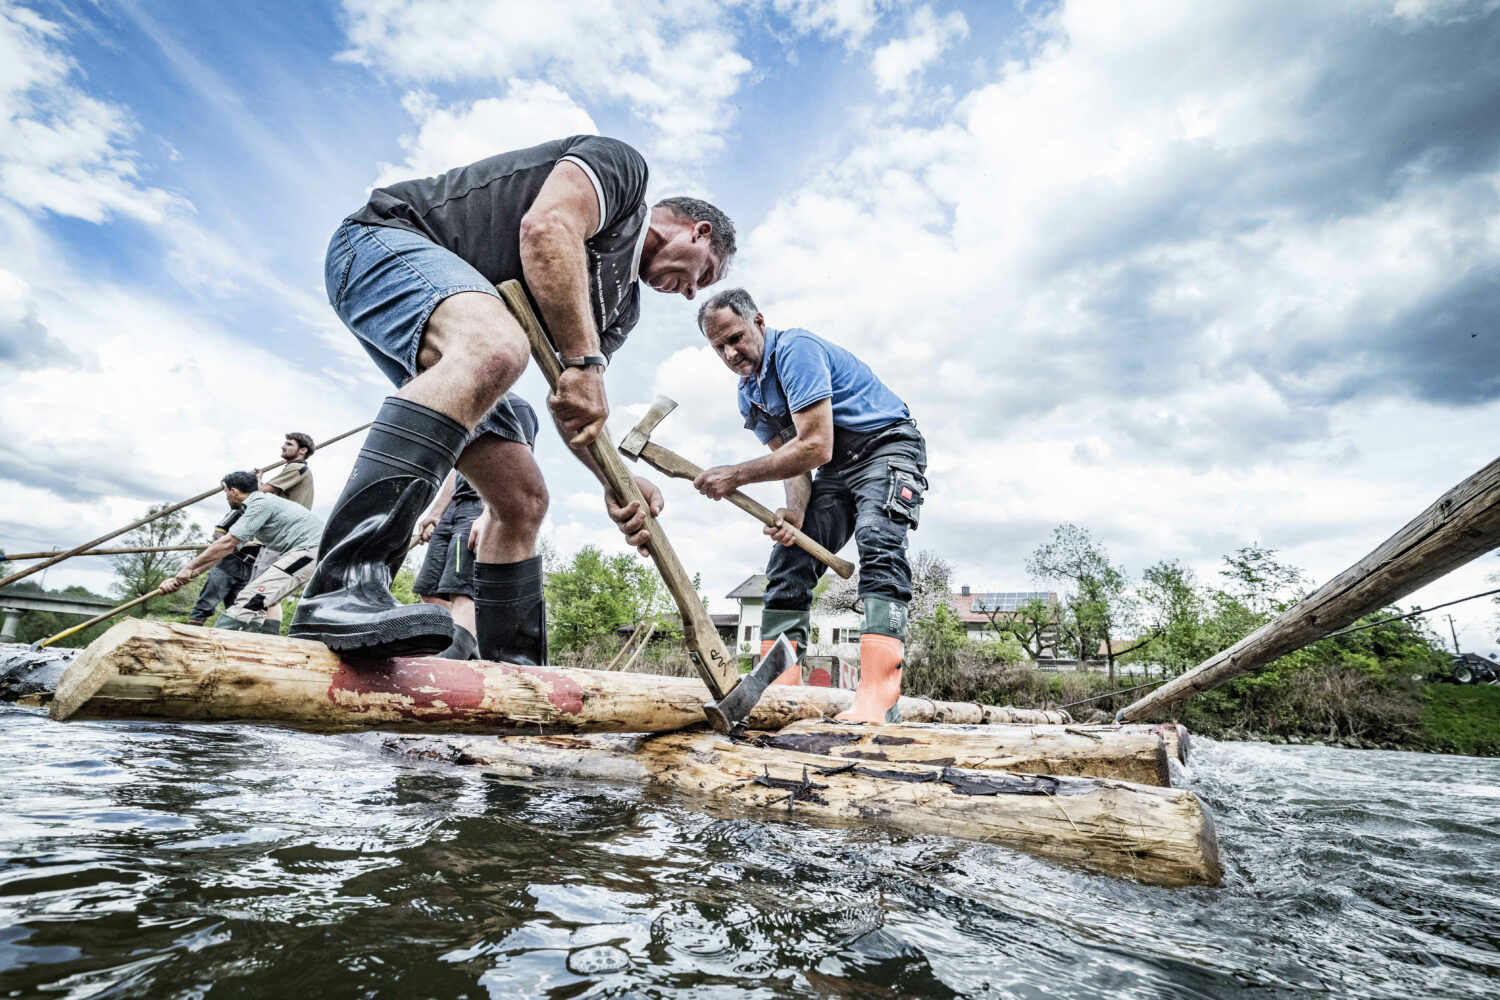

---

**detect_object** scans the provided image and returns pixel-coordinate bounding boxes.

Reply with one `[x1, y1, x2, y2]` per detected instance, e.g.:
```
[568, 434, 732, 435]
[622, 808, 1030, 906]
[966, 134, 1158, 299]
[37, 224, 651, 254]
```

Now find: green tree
[1026, 523, 1137, 682]
[545, 545, 676, 652]
[1131, 559, 1209, 672]
[1218, 544, 1306, 616]
[109, 504, 206, 617]
[983, 595, 1058, 661]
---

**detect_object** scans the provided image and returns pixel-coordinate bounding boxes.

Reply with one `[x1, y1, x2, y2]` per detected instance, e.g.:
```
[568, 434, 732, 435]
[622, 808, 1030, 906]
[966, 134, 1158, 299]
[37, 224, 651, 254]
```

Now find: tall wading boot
[290, 397, 468, 657]
[760, 608, 808, 685]
[836, 596, 908, 724]
[474, 557, 547, 665]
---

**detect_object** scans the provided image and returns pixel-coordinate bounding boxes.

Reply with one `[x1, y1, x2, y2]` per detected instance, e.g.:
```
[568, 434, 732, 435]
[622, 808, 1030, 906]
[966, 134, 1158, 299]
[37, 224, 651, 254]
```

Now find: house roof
[726, 574, 768, 600]
[951, 590, 1057, 624]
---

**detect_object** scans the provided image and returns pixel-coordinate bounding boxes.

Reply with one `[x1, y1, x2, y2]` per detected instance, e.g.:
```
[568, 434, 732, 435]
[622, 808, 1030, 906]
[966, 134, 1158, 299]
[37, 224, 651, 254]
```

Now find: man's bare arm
[519, 160, 602, 357]
[693, 399, 834, 499]
[418, 470, 457, 542]
[520, 160, 609, 446]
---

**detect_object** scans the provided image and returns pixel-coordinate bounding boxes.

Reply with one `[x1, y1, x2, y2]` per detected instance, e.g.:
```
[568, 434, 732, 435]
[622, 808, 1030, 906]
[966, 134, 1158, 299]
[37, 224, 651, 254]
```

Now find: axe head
[619, 395, 678, 460]
[703, 633, 794, 736]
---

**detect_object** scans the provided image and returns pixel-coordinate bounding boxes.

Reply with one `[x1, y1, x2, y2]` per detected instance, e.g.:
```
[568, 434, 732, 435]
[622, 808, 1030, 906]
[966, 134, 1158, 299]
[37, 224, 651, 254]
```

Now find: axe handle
[495, 281, 739, 700]
[635, 442, 856, 579]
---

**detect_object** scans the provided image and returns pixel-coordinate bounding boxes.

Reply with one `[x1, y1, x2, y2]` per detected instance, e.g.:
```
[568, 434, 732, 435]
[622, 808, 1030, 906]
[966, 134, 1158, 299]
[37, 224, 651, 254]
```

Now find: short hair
[697, 287, 759, 332]
[222, 471, 258, 493]
[654, 196, 737, 265]
[285, 431, 315, 457]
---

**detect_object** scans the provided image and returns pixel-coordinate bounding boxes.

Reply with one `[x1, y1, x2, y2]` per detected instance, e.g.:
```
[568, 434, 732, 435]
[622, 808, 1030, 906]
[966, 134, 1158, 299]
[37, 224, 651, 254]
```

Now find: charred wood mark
[940, 769, 1062, 797]
[754, 765, 829, 810]
[870, 735, 917, 746]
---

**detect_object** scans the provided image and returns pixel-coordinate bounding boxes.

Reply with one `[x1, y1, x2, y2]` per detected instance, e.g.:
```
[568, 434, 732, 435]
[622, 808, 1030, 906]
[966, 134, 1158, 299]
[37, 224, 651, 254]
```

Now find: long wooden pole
[605, 621, 647, 670]
[1121, 455, 1500, 721]
[3, 544, 206, 561]
[619, 621, 657, 672]
[0, 423, 371, 590]
[34, 589, 164, 649]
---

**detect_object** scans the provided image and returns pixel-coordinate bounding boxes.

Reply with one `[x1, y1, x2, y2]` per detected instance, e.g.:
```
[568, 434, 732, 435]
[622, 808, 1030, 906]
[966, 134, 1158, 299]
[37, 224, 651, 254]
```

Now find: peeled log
[388, 731, 1223, 888]
[50, 620, 1070, 732]
[760, 720, 1178, 786]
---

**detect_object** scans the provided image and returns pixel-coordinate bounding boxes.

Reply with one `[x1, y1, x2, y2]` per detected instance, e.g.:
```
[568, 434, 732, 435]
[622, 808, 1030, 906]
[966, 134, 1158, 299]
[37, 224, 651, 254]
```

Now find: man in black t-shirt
[292, 136, 736, 662]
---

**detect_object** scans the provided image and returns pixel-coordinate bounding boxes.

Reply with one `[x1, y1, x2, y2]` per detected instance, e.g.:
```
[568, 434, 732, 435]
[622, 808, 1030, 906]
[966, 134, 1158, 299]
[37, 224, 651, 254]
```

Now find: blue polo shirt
[737, 327, 910, 446]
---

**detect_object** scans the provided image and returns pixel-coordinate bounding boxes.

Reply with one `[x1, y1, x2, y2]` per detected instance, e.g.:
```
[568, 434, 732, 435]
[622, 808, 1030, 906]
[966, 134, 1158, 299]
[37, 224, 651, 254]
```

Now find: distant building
[950, 586, 1061, 656]
[725, 574, 862, 658]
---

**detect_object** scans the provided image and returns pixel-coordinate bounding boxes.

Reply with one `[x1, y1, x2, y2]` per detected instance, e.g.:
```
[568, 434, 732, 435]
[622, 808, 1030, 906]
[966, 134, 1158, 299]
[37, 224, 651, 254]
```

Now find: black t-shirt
[348, 135, 650, 357]
[452, 472, 479, 504]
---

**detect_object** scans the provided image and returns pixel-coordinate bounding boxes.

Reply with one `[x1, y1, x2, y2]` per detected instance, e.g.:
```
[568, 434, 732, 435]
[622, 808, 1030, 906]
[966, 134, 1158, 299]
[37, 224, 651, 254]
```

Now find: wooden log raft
[50, 620, 1071, 732]
[758, 720, 1180, 786]
[388, 731, 1223, 888]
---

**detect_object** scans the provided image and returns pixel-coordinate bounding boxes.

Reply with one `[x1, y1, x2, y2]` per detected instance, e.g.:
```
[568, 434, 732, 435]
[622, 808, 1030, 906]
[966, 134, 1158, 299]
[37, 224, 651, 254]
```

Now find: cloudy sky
[1, 0, 1497, 650]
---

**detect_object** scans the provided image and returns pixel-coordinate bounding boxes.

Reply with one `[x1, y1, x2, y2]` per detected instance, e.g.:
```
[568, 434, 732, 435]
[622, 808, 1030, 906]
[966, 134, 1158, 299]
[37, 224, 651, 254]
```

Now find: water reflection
[1, 705, 1497, 998]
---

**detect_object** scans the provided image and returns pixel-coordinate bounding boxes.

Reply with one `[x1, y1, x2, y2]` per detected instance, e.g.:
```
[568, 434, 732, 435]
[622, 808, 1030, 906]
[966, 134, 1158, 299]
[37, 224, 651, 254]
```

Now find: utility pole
[1443, 614, 1461, 654]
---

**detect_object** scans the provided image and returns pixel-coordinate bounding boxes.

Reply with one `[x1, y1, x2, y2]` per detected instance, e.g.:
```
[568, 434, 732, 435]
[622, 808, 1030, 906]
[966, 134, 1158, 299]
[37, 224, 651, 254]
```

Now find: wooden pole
[387, 732, 1223, 887]
[761, 719, 1178, 786]
[0, 423, 371, 590]
[49, 620, 1071, 731]
[34, 589, 164, 649]
[619, 621, 657, 672]
[606, 621, 647, 670]
[1121, 454, 1500, 721]
[3, 544, 206, 561]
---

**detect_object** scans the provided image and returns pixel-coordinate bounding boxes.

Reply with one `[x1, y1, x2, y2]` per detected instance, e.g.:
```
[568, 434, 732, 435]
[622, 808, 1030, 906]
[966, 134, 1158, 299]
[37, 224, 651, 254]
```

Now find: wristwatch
[560, 354, 608, 370]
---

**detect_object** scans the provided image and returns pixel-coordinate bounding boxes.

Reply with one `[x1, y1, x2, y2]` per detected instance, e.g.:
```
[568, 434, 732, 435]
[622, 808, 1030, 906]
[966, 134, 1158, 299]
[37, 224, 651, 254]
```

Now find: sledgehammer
[620, 395, 855, 579]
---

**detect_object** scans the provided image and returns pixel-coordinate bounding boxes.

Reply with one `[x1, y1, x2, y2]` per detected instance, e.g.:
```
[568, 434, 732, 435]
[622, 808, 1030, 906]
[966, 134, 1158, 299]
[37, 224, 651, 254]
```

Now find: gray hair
[696, 287, 759, 332]
[654, 196, 737, 265]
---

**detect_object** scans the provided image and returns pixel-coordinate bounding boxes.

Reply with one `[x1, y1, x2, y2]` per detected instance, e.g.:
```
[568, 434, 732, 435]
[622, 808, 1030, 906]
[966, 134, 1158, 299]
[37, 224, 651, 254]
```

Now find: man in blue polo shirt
[692, 288, 928, 724]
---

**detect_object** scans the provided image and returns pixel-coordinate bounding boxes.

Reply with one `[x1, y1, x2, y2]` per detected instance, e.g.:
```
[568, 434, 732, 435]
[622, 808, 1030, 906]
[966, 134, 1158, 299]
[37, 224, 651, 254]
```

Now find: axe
[495, 280, 792, 735]
[620, 396, 855, 579]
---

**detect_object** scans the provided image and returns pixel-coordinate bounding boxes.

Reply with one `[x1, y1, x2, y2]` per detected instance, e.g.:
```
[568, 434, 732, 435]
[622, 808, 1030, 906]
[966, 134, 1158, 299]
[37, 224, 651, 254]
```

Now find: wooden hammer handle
[495, 281, 739, 700]
[636, 442, 855, 579]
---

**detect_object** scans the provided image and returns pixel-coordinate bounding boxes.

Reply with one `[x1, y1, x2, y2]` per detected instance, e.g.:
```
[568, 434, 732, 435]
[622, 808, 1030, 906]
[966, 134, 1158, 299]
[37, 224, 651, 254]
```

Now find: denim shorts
[324, 219, 535, 446]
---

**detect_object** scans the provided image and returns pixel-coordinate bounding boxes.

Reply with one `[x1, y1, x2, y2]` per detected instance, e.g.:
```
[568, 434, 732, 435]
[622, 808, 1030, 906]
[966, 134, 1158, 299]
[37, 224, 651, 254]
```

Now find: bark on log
[387, 731, 1223, 888]
[759, 720, 1178, 786]
[1122, 454, 1500, 721]
[50, 620, 1071, 732]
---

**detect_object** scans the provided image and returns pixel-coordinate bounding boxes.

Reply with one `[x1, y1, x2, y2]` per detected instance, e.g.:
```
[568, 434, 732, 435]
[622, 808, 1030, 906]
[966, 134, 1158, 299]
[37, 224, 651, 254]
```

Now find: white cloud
[375, 83, 599, 187]
[0, 2, 186, 224]
[337, 0, 752, 169]
[772, 0, 888, 46]
[871, 5, 968, 92]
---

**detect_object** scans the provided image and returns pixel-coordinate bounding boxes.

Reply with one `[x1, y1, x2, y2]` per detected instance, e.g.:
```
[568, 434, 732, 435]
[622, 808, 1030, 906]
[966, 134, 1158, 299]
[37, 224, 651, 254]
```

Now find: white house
[725, 574, 863, 660]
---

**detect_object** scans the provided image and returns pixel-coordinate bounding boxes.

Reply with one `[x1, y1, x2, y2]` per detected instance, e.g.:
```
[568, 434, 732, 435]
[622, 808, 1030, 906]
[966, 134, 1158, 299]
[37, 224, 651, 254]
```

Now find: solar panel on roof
[970, 591, 1050, 613]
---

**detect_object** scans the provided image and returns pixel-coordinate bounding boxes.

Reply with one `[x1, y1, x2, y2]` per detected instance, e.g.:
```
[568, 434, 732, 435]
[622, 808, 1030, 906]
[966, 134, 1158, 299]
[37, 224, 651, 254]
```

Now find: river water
[1, 704, 1496, 999]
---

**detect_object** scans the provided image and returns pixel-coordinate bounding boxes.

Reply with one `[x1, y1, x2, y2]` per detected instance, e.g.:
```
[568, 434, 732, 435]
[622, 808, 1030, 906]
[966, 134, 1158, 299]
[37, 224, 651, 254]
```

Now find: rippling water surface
[2, 704, 1497, 998]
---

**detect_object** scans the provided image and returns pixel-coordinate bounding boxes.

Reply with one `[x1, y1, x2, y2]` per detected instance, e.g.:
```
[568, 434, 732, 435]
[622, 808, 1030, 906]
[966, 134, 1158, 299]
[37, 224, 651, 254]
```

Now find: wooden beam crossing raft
[1122, 453, 1500, 721]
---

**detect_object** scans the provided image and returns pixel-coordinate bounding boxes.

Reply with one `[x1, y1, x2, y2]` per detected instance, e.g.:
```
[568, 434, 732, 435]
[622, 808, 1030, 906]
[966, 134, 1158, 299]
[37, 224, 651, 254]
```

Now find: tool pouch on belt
[883, 461, 927, 529]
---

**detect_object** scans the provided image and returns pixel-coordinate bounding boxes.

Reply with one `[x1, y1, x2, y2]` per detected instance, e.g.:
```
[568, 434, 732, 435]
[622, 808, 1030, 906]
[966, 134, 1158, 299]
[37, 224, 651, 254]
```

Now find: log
[1122, 454, 1500, 721]
[50, 620, 1071, 732]
[1, 544, 206, 561]
[387, 731, 1223, 888]
[758, 720, 1177, 786]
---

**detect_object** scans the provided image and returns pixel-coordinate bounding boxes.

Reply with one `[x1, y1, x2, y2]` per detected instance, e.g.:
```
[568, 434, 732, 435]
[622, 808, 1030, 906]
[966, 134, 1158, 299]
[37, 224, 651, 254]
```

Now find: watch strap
[560, 354, 608, 370]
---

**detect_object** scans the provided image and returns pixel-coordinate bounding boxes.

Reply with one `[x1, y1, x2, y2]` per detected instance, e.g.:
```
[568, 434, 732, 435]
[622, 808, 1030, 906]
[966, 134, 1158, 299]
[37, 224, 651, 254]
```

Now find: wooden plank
[1122, 455, 1500, 721]
[387, 731, 1223, 888]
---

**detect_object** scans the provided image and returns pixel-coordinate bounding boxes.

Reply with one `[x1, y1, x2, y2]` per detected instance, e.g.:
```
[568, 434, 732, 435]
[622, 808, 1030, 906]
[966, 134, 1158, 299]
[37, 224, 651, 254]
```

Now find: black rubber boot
[290, 397, 468, 657]
[435, 627, 477, 660]
[474, 557, 547, 665]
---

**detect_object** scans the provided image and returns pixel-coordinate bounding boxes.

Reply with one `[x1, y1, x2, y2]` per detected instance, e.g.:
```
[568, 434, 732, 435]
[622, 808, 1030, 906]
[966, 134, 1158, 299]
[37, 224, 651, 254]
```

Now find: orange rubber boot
[762, 638, 802, 685]
[836, 633, 904, 723]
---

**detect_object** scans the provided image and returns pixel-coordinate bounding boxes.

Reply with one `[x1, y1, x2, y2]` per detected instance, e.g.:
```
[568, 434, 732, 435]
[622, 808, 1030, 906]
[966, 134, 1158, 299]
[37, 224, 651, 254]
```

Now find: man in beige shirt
[250, 432, 315, 632]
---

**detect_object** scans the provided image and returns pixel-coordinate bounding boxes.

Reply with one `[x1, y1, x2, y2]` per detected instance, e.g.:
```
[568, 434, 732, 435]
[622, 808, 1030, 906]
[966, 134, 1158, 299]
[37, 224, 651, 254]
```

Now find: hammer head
[619, 395, 678, 459]
[703, 634, 794, 736]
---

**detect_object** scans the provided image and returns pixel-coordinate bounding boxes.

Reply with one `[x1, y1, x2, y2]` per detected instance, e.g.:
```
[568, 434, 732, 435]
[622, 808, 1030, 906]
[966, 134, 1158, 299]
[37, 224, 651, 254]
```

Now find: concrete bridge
[0, 589, 116, 642]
